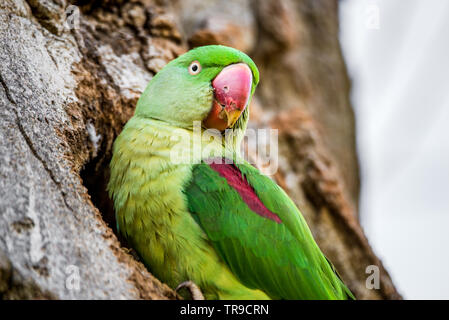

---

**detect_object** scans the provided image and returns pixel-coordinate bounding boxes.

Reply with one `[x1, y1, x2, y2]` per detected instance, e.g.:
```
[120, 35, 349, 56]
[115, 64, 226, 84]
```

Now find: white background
[339, 0, 449, 299]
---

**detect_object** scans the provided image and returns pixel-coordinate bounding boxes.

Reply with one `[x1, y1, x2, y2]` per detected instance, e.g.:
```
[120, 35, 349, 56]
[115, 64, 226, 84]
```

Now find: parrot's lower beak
[203, 63, 253, 131]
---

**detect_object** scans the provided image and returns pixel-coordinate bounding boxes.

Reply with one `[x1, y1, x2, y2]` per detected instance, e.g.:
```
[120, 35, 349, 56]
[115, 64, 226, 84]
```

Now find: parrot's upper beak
[203, 63, 253, 131]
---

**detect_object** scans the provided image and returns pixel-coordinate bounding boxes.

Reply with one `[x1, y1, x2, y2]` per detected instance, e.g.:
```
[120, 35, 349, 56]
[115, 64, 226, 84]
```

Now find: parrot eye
[188, 61, 201, 75]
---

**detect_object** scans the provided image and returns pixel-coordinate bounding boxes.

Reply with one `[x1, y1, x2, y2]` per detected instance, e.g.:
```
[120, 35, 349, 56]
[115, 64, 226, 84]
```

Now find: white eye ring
[188, 61, 201, 75]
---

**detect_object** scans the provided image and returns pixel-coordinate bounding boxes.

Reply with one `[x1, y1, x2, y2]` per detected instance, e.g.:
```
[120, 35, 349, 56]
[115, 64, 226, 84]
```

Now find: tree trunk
[0, 0, 401, 299]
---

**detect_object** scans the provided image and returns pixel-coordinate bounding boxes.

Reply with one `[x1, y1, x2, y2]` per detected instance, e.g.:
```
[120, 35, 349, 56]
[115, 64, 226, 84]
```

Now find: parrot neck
[224, 106, 249, 154]
[120, 115, 246, 165]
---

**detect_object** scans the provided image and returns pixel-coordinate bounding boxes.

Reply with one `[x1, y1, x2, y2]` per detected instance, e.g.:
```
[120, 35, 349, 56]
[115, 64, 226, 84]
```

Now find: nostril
[223, 85, 229, 93]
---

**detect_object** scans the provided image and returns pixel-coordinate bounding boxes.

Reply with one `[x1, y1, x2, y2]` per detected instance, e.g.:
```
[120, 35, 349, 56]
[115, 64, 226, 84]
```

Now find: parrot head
[135, 45, 259, 132]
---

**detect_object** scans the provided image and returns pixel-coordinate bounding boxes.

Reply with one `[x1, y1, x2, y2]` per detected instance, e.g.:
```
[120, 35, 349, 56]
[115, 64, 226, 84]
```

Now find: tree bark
[0, 0, 401, 299]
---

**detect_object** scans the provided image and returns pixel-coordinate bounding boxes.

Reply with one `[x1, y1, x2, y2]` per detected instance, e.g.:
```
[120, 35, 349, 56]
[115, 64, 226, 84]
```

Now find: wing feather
[184, 159, 354, 300]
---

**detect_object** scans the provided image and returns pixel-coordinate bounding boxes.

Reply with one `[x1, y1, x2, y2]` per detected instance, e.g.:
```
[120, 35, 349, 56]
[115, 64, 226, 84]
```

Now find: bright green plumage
[108, 45, 354, 299]
[187, 161, 353, 299]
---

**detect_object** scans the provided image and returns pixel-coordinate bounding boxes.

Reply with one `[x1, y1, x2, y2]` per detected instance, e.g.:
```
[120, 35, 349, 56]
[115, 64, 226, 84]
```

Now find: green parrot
[108, 45, 354, 300]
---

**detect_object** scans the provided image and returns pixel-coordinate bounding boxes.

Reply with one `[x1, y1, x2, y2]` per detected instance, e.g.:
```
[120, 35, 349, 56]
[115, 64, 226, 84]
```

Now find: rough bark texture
[0, 0, 401, 299]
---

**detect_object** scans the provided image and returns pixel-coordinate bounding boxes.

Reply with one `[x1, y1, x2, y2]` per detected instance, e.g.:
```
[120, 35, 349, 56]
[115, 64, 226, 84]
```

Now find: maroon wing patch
[208, 160, 282, 224]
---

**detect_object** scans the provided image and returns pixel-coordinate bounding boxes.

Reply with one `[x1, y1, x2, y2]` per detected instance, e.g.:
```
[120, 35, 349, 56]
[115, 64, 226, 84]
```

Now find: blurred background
[340, 0, 449, 299]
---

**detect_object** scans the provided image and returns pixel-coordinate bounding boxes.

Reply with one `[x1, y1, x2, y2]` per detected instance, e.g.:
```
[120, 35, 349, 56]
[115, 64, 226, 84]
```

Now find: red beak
[203, 63, 253, 131]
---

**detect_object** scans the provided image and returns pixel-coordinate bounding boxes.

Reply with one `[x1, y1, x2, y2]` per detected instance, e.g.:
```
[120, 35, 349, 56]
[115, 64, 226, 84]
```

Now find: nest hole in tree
[79, 126, 132, 250]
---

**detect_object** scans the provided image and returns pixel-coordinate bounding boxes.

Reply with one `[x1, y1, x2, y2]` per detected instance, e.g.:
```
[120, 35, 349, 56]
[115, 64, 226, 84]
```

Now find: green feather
[185, 160, 354, 300]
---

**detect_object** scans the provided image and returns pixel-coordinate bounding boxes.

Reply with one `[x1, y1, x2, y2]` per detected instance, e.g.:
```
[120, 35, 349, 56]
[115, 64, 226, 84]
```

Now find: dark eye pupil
[192, 65, 198, 72]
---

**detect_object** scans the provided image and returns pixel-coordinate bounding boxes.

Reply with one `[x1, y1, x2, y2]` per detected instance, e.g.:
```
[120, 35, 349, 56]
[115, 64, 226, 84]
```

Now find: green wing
[184, 159, 354, 300]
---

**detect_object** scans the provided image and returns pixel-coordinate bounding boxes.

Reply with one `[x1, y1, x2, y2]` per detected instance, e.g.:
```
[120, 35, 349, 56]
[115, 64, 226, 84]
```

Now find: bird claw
[175, 280, 205, 300]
